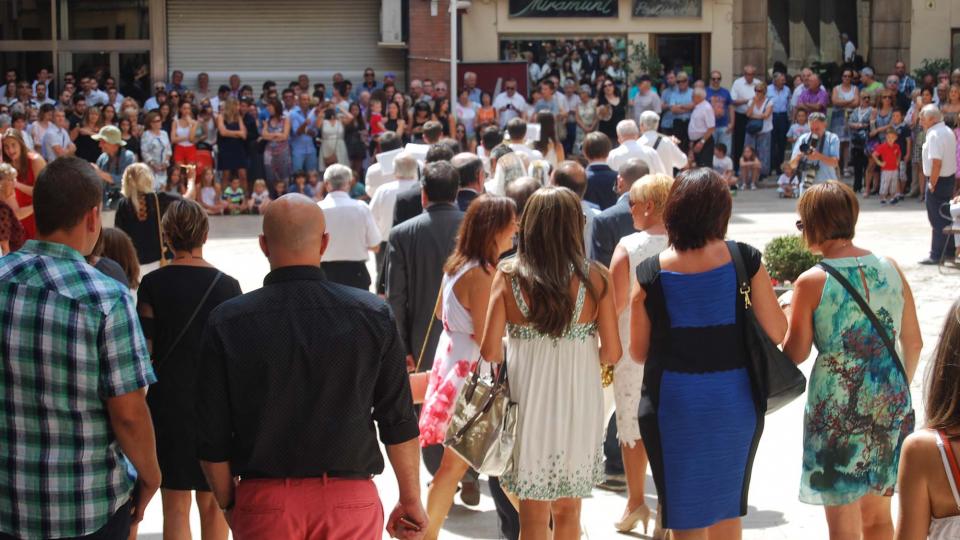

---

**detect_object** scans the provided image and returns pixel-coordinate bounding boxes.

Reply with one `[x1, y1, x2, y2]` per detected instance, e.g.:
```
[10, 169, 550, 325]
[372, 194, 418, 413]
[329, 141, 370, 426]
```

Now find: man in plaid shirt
[0, 157, 160, 540]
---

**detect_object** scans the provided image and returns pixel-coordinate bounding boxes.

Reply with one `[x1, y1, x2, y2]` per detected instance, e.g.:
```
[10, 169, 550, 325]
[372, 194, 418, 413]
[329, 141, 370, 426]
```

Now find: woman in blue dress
[783, 181, 922, 540]
[630, 168, 787, 538]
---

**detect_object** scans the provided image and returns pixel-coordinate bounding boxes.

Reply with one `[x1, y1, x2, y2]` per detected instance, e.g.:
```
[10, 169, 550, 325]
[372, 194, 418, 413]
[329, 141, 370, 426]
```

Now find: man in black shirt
[197, 194, 426, 539]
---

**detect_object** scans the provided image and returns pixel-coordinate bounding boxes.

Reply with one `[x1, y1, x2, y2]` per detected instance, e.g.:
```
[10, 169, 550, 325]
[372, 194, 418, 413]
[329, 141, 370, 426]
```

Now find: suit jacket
[591, 194, 636, 267]
[386, 203, 465, 370]
[392, 185, 424, 228]
[457, 188, 479, 211]
[585, 163, 619, 211]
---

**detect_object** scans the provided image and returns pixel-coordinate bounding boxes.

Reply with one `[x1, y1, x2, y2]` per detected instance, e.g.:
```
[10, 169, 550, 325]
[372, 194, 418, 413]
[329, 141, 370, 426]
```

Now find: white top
[318, 191, 382, 262]
[493, 92, 529, 128]
[368, 178, 418, 240]
[749, 98, 774, 134]
[930, 430, 960, 539]
[923, 122, 959, 177]
[731, 76, 760, 114]
[713, 155, 734, 175]
[640, 131, 688, 172]
[688, 100, 717, 140]
[364, 162, 396, 198]
[607, 138, 668, 175]
[509, 143, 543, 162]
[455, 101, 478, 135]
[844, 41, 856, 63]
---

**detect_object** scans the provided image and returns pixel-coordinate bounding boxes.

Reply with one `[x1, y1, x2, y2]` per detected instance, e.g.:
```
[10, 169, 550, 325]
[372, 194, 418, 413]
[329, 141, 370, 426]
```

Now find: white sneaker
[750, 185, 757, 191]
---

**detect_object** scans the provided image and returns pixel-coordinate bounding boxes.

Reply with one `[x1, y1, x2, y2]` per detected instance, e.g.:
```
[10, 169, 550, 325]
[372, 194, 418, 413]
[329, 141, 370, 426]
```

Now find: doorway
[653, 33, 709, 81]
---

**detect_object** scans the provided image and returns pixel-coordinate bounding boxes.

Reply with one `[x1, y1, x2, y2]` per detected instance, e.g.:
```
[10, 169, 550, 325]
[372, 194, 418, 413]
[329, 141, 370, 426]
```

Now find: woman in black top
[119, 116, 141, 159]
[114, 163, 190, 264]
[597, 79, 625, 144]
[434, 97, 453, 136]
[137, 198, 242, 540]
[410, 101, 432, 143]
[74, 106, 102, 163]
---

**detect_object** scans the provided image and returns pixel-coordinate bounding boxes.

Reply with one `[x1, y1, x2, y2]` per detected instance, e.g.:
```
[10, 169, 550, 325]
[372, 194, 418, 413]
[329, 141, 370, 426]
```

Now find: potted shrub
[763, 235, 821, 295]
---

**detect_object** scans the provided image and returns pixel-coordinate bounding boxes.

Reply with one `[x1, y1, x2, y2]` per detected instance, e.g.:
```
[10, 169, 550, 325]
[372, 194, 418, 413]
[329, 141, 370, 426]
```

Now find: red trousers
[231, 477, 383, 540]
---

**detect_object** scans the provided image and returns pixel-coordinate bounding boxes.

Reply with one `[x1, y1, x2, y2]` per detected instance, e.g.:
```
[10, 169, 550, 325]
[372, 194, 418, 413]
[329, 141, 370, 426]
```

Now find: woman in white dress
[420, 196, 519, 540]
[608, 173, 673, 534]
[481, 186, 621, 540]
[319, 111, 350, 173]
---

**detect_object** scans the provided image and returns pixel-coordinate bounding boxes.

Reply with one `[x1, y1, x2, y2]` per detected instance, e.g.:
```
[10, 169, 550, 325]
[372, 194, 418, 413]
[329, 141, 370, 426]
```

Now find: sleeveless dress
[264, 119, 291, 182]
[800, 254, 914, 505]
[930, 430, 960, 539]
[500, 262, 605, 500]
[830, 86, 856, 140]
[576, 100, 596, 152]
[217, 120, 247, 171]
[635, 243, 764, 530]
[320, 119, 349, 172]
[419, 261, 483, 446]
[14, 164, 35, 240]
[613, 232, 668, 447]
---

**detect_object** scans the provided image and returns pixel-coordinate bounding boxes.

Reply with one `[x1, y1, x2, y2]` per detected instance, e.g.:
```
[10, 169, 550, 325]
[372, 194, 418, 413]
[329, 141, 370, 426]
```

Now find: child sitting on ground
[273, 180, 287, 199]
[288, 170, 315, 198]
[872, 126, 902, 205]
[196, 168, 227, 215]
[222, 176, 248, 215]
[739, 145, 761, 191]
[777, 162, 799, 198]
[787, 109, 810, 146]
[712, 143, 738, 187]
[250, 179, 271, 214]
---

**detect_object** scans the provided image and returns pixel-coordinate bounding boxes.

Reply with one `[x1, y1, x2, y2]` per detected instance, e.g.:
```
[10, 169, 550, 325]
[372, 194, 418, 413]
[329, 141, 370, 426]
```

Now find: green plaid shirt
[0, 240, 156, 539]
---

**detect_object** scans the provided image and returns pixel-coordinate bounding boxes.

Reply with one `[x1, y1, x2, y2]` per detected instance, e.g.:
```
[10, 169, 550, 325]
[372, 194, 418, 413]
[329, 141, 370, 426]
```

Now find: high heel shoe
[651, 504, 670, 540]
[614, 504, 651, 533]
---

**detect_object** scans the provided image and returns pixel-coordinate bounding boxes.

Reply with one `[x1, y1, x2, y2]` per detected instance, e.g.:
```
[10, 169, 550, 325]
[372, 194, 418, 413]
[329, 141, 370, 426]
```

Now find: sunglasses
[711, 77, 721, 81]
[795, 220, 804, 231]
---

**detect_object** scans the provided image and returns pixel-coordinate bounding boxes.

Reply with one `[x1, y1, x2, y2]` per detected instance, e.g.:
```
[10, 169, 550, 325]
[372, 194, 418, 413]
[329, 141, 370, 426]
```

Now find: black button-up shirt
[196, 265, 419, 478]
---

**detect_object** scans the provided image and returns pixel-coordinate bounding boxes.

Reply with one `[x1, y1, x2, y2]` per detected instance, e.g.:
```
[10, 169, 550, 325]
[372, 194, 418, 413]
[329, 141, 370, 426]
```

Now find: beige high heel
[614, 504, 651, 534]
[651, 504, 671, 540]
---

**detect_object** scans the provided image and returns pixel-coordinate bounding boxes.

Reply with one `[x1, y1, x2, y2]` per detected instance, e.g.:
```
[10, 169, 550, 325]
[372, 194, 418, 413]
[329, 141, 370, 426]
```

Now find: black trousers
[927, 176, 957, 260]
[851, 146, 867, 193]
[692, 137, 715, 168]
[321, 261, 371, 291]
[0, 500, 133, 540]
[673, 119, 691, 153]
[733, 111, 748, 171]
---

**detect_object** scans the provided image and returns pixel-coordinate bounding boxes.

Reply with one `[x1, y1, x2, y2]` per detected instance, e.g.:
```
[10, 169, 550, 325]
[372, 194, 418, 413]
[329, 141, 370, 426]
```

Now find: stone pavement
[128, 188, 958, 539]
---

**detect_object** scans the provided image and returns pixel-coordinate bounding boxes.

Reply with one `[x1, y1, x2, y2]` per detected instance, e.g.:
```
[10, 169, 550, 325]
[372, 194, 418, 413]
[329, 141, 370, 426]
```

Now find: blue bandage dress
[635, 242, 764, 530]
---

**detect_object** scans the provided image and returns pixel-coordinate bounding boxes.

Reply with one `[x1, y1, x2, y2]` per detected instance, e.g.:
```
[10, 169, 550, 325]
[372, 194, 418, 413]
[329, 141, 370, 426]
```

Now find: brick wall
[408, 0, 452, 86]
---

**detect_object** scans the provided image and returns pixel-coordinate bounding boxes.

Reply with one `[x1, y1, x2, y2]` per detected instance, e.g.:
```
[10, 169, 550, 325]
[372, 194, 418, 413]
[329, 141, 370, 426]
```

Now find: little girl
[165, 165, 187, 196]
[368, 99, 385, 154]
[787, 109, 811, 146]
[739, 145, 761, 190]
[196, 168, 226, 215]
[250, 179, 271, 214]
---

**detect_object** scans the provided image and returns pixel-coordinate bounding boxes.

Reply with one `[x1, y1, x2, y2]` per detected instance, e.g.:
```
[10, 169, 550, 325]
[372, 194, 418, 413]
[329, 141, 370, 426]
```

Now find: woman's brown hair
[100, 228, 141, 289]
[533, 111, 558, 155]
[663, 168, 731, 251]
[509, 186, 605, 337]
[444, 195, 517, 276]
[1, 128, 31, 173]
[162, 198, 209, 252]
[797, 180, 858, 247]
[925, 298, 960, 430]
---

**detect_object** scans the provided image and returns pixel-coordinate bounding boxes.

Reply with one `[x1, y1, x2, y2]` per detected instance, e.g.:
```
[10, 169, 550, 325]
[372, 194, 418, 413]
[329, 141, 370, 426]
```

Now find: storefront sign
[633, 0, 701, 17]
[509, 0, 618, 18]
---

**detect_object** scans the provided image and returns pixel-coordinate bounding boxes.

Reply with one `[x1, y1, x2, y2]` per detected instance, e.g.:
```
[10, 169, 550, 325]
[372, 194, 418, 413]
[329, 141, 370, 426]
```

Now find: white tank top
[930, 430, 960, 539]
[175, 121, 192, 147]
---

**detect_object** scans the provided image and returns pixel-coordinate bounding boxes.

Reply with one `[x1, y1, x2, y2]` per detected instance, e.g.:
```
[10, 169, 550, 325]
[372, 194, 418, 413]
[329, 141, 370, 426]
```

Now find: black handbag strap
[726, 241, 752, 310]
[157, 271, 222, 365]
[817, 263, 904, 373]
[653, 135, 662, 150]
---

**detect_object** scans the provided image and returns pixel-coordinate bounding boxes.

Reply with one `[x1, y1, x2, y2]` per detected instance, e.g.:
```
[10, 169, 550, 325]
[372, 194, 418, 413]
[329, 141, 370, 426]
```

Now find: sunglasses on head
[795, 220, 804, 231]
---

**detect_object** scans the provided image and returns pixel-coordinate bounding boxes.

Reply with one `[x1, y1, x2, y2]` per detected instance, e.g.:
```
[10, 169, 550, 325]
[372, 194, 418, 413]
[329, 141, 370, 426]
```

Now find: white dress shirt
[369, 178, 418, 240]
[923, 122, 959, 178]
[688, 100, 717, 141]
[493, 92, 529, 128]
[606, 138, 668, 175]
[364, 162, 396, 198]
[730, 77, 759, 115]
[318, 191, 382, 262]
[640, 131, 688, 172]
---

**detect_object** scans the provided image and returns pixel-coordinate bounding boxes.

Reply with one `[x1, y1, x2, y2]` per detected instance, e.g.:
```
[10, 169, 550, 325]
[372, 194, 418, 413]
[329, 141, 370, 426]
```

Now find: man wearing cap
[92, 125, 137, 207]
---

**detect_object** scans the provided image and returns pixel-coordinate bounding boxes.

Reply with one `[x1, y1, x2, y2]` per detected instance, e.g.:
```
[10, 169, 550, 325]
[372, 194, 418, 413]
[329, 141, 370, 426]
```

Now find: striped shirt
[0, 240, 156, 539]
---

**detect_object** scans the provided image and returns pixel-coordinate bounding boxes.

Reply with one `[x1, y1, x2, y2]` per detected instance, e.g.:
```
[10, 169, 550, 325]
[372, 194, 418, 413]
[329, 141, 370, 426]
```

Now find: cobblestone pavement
[129, 188, 957, 539]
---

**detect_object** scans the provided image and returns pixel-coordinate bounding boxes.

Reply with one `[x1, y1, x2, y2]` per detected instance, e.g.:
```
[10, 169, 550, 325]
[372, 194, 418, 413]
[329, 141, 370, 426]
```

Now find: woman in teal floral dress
[783, 181, 923, 539]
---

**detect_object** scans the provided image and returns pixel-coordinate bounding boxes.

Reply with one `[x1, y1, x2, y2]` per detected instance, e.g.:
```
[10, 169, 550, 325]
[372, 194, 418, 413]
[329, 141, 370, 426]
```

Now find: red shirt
[872, 142, 901, 171]
[369, 113, 384, 136]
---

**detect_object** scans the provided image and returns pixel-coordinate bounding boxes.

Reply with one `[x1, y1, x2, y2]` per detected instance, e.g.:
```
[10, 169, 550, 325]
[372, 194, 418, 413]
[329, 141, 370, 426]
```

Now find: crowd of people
[0, 50, 959, 540]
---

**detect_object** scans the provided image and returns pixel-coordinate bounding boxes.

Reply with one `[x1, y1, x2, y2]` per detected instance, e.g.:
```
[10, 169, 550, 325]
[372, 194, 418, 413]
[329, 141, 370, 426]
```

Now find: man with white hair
[919, 104, 958, 264]
[370, 152, 419, 293]
[318, 164, 381, 290]
[639, 111, 688, 172]
[607, 119, 667, 175]
[463, 71, 481, 104]
[688, 87, 716, 167]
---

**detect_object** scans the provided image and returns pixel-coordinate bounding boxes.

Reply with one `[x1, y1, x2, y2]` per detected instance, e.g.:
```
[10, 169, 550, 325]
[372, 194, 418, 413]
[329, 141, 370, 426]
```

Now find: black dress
[137, 266, 243, 491]
[114, 192, 180, 264]
[217, 121, 247, 171]
[597, 95, 625, 144]
[75, 132, 100, 163]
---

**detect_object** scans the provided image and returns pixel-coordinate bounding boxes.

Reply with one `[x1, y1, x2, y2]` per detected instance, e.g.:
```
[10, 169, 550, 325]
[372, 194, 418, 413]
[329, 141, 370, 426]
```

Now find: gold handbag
[443, 360, 518, 476]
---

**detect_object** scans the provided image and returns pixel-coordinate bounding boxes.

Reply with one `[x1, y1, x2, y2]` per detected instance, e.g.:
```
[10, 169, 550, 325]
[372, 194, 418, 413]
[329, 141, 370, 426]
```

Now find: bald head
[260, 194, 329, 269]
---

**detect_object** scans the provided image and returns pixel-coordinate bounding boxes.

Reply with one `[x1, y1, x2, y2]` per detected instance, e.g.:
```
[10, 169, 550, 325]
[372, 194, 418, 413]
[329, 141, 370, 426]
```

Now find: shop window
[0, 0, 54, 40]
[66, 0, 149, 40]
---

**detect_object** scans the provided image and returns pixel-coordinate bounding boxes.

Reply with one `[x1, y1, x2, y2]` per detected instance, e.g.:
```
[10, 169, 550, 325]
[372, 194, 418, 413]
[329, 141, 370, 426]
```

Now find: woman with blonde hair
[0, 162, 28, 254]
[137, 198, 242, 540]
[481, 186, 621, 540]
[1, 128, 45, 239]
[114, 162, 193, 266]
[216, 98, 248, 192]
[608, 172, 673, 535]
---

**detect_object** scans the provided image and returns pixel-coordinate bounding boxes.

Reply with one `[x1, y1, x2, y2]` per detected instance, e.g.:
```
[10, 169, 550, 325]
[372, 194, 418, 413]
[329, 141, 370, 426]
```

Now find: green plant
[912, 58, 951, 82]
[626, 40, 663, 84]
[763, 235, 821, 285]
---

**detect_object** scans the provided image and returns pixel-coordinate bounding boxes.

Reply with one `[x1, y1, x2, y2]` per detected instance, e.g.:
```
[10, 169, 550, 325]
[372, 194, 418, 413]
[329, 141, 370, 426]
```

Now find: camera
[799, 133, 820, 155]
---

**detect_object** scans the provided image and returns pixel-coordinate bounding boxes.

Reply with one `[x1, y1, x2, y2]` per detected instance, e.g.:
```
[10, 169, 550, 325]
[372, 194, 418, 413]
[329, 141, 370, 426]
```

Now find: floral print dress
[419, 261, 482, 446]
[800, 254, 914, 505]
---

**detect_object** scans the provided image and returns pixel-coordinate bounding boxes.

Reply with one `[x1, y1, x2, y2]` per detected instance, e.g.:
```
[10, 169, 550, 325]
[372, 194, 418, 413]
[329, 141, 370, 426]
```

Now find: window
[953, 30, 960, 70]
[0, 0, 54, 40]
[66, 0, 149, 40]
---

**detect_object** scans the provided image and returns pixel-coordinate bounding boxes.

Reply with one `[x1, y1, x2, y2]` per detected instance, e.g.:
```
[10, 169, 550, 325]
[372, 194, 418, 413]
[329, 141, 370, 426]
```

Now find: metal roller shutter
[167, 0, 405, 91]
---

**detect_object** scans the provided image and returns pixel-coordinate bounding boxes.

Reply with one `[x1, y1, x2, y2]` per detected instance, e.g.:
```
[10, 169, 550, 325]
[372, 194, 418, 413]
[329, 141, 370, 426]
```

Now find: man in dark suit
[583, 132, 619, 210]
[591, 158, 651, 267]
[392, 143, 456, 227]
[452, 152, 483, 211]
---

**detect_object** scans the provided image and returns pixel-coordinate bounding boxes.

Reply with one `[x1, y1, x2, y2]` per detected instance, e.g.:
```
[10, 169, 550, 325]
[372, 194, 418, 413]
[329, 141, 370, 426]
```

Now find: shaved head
[260, 193, 328, 269]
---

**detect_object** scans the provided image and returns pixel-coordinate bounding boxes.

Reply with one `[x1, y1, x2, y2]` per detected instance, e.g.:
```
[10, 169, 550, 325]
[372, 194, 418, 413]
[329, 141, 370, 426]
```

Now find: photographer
[789, 112, 840, 189]
[493, 78, 528, 128]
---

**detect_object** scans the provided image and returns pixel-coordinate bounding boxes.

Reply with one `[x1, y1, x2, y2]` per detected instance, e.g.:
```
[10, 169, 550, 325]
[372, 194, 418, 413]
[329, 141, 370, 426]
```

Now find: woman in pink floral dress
[420, 195, 518, 540]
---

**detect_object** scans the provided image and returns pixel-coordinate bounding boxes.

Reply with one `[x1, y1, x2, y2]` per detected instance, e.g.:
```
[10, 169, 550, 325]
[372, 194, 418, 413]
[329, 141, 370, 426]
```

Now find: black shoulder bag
[156, 271, 223, 365]
[817, 263, 908, 384]
[727, 241, 806, 415]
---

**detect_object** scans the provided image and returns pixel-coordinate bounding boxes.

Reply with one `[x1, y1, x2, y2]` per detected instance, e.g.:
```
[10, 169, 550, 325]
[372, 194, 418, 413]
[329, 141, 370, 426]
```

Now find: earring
[644, 212, 649, 217]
